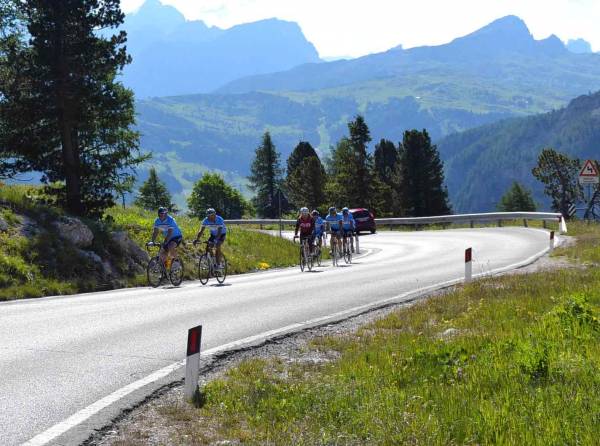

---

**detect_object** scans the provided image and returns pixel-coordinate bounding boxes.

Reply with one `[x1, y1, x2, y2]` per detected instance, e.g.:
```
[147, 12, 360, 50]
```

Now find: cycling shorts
[208, 233, 226, 245]
[163, 235, 183, 250]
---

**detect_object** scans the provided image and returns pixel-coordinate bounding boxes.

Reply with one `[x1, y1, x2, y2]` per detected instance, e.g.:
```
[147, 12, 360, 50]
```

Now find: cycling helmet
[206, 208, 216, 216]
[300, 207, 309, 215]
[328, 206, 337, 213]
[342, 207, 349, 213]
[311, 209, 319, 216]
[157, 206, 167, 215]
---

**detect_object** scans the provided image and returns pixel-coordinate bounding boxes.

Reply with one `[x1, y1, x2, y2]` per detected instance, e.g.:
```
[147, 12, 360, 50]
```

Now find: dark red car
[350, 208, 376, 234]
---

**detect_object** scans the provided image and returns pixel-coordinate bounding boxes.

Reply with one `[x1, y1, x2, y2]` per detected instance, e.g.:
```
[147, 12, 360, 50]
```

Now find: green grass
[154, 223, 600, 445]
[0, 185, 298, 300]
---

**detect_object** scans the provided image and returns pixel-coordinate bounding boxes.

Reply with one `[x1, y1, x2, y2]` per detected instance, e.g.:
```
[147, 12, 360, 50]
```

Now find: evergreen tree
[347, 115, 376, 207]
[0, 0, 144, 217]
[188, 172, 247, 219]
[497, 182, 537, 211]
[532, 148, 582, 217]
[248, 132, 283, 218]
[398, 129, 451, 217]
[286, 141, 319, 175]
[135, 168, 173, 211]
[374, 139, 399, 185]
[286, 156, 327, 211]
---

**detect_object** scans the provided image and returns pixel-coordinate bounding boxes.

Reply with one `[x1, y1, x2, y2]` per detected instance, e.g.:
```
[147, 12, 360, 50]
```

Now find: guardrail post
[523, 219, 528, 227]
[465, 248, 472, 283]
[549, 231, 555, 251]
[543, 220, 547, 229]
[497, 220, 502, 227]
[184, 325, 202, 401]
[470, 220, 474, 228]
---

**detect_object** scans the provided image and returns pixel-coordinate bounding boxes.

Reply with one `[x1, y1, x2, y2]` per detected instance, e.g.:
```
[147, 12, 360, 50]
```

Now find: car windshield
[352, 210, 370, 218]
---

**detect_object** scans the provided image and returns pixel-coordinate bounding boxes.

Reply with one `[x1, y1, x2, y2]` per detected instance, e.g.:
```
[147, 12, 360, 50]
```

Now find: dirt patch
[88, 246, 575, 446]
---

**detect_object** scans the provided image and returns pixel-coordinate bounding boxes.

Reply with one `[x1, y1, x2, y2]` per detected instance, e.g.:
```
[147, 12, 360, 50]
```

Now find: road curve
[0, 227, 552, 445]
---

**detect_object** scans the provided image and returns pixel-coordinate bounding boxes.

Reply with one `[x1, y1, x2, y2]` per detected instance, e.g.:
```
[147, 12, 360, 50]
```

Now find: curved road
[0, 227, 552, 445]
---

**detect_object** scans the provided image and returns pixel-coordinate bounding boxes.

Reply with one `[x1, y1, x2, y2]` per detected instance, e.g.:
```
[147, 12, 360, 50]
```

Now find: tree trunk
[60, 124, 83, 215]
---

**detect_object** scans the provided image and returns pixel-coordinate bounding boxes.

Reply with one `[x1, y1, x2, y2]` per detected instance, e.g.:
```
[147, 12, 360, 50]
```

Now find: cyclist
[312, 209, 325, 252]
[194, 208, 227, 269]
[325, 206, 343, 256]
[294, 207, 315, 253]
[341, 207, 356, 253]
[149, 206, 183, 269]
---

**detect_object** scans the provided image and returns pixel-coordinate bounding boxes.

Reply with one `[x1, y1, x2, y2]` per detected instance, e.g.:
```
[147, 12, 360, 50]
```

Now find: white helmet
[300, 207, 309, 215]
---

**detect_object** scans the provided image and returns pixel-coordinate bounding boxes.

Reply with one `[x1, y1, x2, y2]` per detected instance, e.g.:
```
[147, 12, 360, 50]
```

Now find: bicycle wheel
[147, 256, 163, 288]
[198, 254, 210, 285]
[215, 257, 227, 284]
[315, 246, 322, 266]
[306, 244, 313, 271]
[169, 258, 184, 286]
[331, 243, 337, 267]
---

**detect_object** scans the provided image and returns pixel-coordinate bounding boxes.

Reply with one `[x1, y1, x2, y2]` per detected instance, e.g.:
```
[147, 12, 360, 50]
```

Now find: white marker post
[184, 325, 202, 400]
[355, 233, 360, 254]
[549, 231, 555, 251]
[465, 247, 473, 283]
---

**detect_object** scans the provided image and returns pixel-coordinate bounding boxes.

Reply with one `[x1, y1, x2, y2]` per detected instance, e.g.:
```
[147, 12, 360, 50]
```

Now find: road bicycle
[342, 231, 353, 264]
[195, 240, 227, 285]
[295, 236, 313, 272]
[145, 242, 184, 287]
[312, 233, 325, 267]
[329, 232, 342, 267]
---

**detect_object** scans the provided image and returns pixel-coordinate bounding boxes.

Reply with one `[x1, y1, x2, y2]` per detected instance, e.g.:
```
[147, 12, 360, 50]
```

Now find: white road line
[21, 233, 557, 446]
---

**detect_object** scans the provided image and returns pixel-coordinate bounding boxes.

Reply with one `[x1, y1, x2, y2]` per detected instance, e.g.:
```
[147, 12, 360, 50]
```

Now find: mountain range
[439, 90, 600, 212]
[132, 13, 600, 209]
[121, 0, 320, 97]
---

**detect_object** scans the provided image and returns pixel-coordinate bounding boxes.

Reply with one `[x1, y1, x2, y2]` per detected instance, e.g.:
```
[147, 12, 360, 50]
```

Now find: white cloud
[120, 0, 600, 57]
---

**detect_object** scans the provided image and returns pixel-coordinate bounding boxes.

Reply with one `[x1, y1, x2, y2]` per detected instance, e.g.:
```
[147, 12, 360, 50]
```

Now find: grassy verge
[0, 185, 298, 300]
[152, 222, 600, 445]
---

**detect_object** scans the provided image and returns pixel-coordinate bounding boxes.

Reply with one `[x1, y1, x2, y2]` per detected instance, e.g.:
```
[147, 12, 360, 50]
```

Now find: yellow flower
[258, 262, 270, 270]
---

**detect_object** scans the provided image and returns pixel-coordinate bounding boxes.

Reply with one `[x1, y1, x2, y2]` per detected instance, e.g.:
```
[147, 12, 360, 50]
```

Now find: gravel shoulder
[88, 236, 577, 446]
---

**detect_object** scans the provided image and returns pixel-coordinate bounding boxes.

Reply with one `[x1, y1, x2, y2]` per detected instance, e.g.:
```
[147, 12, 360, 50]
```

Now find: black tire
[147, 256, 163, 288]
[169, 258, 184, 286]
[215, 257, 227, 284]
[370, 229, 376, 234]
[306, 245, 313, 271]
[198, 254, 210, 285]
[316, 247, 322, 267]
[299, 246, 305, 272]
[343, 241, 352, 264]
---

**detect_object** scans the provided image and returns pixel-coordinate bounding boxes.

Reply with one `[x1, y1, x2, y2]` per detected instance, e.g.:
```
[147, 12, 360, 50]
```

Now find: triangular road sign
[579, 160, 599, 177]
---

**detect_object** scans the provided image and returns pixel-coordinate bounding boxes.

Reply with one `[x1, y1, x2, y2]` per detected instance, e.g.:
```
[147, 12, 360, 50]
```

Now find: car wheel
[370, 229, 376, 234]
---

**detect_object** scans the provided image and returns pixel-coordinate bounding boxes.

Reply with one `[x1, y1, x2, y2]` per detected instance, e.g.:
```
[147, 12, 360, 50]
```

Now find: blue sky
[121, 0, 600, 58]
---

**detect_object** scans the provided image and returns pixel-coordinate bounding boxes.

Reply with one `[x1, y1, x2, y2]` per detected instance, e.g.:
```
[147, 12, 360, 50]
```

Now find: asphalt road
[0, 227, 552, 445]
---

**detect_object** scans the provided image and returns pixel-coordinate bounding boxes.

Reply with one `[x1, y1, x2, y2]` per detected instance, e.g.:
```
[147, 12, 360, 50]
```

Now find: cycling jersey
[202, 215, 227, 236]
[325, 213, 343, 231]
[341, 213, 355, 231]
[154, 215, 183, 239]
[295, 215, 315, 237]
[314, 216, 325, 236]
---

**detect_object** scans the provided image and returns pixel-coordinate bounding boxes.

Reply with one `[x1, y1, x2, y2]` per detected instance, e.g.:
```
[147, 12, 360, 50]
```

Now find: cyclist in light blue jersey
[194, 208, 227, 268]
[149, 206, 183, 266]
[312, 210, 326, 250]
[341, 207, 356, 253]
[325, 206, 343, 255]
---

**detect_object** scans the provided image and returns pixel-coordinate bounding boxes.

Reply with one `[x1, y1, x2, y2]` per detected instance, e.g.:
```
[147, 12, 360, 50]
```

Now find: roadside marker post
[355, 234, 360, 254]
[465, 248, 472, 283]
[550, 231, 555, 251]
[184, 325, 202, 400]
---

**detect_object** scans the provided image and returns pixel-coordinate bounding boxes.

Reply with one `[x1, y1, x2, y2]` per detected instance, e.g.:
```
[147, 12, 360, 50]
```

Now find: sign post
[578, 160, 599, 220]
[184, 325, 202, 400]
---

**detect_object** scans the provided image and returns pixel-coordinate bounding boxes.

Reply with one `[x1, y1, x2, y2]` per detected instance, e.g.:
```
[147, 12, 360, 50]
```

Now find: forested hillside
[439, 91, 600, 212]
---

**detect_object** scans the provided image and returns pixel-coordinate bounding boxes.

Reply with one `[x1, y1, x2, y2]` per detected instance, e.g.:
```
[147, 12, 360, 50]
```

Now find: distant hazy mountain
[438, 91, 600, 212]
[121, 0, 320, 97]
[218, 16, 597, 96]
[566, 38, 593, 54]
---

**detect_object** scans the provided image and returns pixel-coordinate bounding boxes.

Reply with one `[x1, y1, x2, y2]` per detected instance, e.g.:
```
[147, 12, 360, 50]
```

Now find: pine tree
[188, 173, 247, 219]
[497, 182, 537, 211]
[398, 129, 451, 217]
[532, 148, 582, 217]
[347, 115, 375, 207]
[0, 0, 144, 217]
[248, 132, 284, 218]
[286, 141, 319, 175]
[374, 139, 399, 185]
[286, 156, 327, 211]
[135, 168, 173, 211]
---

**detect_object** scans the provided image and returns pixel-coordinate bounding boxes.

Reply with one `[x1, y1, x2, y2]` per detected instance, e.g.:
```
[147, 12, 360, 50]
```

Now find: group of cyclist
[149, 204, 356, 274]
[294, 206, 356, 259]
[149, 206, 226, 270]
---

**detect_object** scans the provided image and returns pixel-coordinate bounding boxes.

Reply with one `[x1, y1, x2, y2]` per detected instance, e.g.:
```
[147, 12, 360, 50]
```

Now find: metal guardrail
[225, 212, 567, 233]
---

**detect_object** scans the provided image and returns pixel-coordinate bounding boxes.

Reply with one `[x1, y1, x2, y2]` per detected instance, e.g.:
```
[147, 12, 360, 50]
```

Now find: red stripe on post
[187, 325, 202, 356]
[550, 231, 555, 240]
[465, 247, 472, 263]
